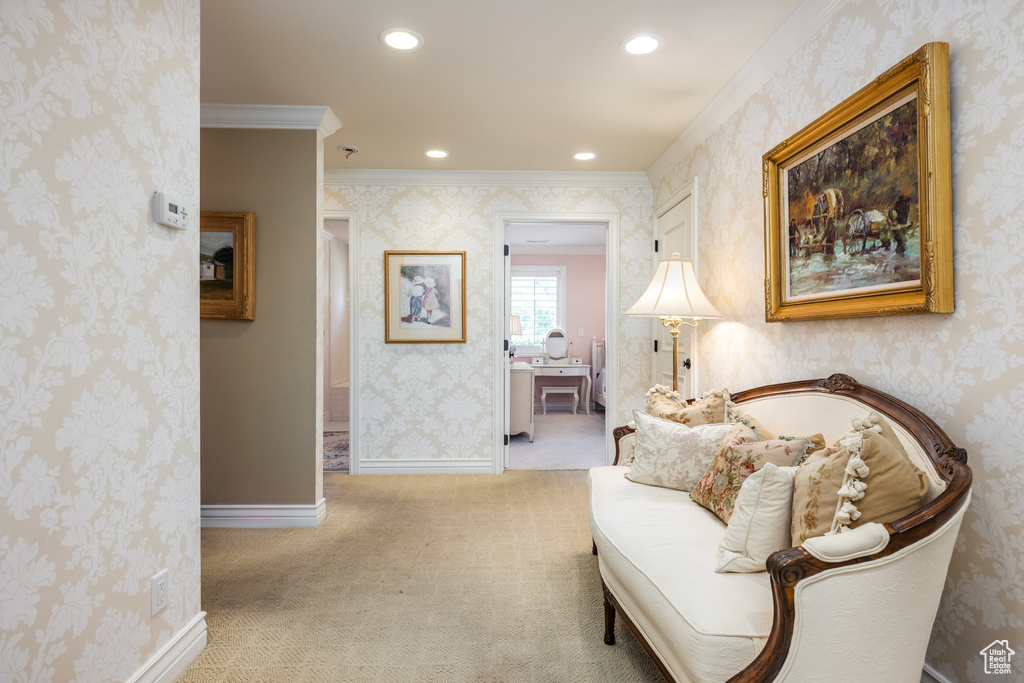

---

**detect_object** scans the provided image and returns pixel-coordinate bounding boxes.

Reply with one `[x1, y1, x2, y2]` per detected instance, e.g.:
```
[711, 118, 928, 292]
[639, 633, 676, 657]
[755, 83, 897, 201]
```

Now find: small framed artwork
[763, 42, 953, 322]
[384, 251, 466, 343]
[200, 211, 255, 320]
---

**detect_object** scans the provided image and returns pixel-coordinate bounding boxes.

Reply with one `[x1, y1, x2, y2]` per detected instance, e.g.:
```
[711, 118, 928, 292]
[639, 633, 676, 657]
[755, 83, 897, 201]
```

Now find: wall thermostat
[153, 192, 188, 230]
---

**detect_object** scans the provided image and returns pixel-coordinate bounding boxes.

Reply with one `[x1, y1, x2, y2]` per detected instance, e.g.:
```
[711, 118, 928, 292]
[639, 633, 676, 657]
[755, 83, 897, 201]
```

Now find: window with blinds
[510, 266, 565, 348]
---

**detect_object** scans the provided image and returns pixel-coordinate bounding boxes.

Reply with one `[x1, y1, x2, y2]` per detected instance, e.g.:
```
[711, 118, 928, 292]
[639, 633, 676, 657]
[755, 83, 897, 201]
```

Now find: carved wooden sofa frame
[596, 374, 972, 683]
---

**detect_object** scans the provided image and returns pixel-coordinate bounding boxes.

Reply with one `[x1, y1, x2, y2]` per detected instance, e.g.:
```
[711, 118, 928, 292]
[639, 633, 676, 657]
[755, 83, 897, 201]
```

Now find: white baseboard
[127, 611, 207, 683]
[359, 458, 493, 475]
[921, 662, 952, 683]
[201, 498, 327, 528]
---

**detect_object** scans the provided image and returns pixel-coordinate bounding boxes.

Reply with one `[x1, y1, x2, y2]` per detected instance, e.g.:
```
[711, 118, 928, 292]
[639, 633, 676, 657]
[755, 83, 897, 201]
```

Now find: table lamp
[624, 253, 722, 392]
[509, 315, 522, 364]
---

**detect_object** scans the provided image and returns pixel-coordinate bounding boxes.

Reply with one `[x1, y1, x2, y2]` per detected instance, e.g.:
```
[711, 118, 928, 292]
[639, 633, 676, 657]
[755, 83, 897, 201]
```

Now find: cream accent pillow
[645, 385, 729, 427]
[625, 410, 735, 492]
[716, 464, 796, 573]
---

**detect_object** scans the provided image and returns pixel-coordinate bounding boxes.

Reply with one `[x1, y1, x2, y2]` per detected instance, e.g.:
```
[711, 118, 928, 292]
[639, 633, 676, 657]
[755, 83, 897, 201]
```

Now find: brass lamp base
[660, 317, 698, 392]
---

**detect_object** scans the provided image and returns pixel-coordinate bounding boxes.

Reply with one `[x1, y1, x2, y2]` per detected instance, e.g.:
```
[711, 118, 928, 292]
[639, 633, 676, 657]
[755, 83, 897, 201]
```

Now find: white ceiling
[201, 0, 803, 171]
[508, 222, 606, 249]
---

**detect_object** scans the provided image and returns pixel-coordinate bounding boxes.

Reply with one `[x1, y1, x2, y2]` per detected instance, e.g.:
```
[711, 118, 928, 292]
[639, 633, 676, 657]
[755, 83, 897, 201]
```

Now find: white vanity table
[533, 363, 592, 415]
[529, 329, 592, 415]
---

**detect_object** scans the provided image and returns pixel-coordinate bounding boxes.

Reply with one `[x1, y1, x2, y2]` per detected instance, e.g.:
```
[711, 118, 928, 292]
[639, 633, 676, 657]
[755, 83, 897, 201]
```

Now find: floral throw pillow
[691, 432, 825, 524]
[645, 385, 731, 427]
[625, 410, 736, 492]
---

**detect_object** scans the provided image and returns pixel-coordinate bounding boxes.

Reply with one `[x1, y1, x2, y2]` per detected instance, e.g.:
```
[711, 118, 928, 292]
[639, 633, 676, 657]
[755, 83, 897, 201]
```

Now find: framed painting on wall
[763, 42, 953, 323]
[384, 251, 466, 343]
[200, 211, 255, 320]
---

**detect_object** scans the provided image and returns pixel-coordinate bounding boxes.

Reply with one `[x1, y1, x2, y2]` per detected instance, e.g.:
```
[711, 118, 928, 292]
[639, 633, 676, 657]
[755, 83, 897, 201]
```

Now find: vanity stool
[541, 386, 579, 415]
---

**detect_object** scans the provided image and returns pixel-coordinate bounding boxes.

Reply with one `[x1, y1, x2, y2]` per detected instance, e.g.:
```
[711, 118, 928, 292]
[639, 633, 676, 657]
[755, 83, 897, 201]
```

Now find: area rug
[323, 431, 349, 472]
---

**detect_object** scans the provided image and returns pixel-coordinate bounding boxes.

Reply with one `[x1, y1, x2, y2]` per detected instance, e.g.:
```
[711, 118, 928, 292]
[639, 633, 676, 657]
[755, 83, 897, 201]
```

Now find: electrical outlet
[577, 327, 584, 337]
[151, 569, 169, 616]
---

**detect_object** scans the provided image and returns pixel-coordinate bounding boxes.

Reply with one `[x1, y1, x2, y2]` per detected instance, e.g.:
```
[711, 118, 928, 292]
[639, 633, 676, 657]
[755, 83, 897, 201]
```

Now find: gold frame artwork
[384, 250, 467, 343]
[200, 211, 255, 320]
[763, 42, 952, 322]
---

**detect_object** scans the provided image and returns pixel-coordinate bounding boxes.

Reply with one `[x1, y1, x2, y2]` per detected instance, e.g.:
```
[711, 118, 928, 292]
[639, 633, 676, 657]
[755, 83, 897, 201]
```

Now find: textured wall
[0, 1, 202, 680]
[324, 182, 652, 463]
[653, 1, 1024, 679]
[200, 129, 322, 506]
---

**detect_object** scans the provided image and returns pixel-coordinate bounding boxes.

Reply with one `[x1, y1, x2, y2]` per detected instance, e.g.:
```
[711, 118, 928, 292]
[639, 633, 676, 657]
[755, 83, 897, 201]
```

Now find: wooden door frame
[652, 177, 701, 397]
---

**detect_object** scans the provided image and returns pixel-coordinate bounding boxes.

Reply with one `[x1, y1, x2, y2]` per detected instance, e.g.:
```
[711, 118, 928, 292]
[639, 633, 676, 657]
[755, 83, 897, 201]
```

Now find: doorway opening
[505, 221, 608, 470]
[323, 219, 350, 474]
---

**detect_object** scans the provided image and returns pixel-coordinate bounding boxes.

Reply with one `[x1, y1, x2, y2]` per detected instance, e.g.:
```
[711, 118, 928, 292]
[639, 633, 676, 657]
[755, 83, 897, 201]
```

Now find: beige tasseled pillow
[645, 386, 731, 427]
[790, 414, 929, 546]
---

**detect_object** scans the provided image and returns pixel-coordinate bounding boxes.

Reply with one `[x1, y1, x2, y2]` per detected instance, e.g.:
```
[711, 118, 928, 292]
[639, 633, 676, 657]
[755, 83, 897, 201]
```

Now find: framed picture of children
[384, 251, 466, 343]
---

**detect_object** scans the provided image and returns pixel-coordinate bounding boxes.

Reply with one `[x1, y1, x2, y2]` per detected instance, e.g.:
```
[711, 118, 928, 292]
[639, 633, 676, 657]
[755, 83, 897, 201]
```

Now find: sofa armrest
[612, 425, 636, 466]
[801, 523, 889, 562]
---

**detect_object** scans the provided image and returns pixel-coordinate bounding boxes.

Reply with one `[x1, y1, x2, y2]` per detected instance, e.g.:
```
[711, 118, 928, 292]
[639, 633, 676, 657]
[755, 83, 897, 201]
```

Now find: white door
[503, 226, 512, 469]
[654, 195, 696, 398]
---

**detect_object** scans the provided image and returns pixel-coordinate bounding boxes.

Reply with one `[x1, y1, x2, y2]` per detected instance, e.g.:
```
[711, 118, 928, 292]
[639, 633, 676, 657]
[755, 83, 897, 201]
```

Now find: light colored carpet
[508, 410, 606, 470]
[178, 470, 661, 683]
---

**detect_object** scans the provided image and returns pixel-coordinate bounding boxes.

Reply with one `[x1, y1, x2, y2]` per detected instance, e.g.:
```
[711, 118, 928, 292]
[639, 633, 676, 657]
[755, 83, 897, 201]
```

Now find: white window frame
[510, 265, 566, 355]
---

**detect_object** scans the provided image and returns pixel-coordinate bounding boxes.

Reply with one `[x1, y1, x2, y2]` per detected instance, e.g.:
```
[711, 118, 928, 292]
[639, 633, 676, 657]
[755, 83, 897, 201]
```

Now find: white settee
[588, 374, 972, 683]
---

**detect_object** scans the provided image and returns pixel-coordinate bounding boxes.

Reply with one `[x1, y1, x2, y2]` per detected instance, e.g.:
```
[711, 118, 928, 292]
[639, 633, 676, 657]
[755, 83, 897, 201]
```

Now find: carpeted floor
[508, 410, 606, 470]
[323, 431, 349, 472]
[178, 470, 662, 682]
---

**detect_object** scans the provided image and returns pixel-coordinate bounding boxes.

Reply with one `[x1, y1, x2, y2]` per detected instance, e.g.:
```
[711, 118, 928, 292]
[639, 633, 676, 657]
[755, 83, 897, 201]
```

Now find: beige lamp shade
[624, 254, 722, 320]
[509, 315, 523, 335]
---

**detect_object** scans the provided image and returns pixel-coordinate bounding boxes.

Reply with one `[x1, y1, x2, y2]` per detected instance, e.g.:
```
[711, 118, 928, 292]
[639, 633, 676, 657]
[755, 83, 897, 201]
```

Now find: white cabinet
[510, 365, 535, 442]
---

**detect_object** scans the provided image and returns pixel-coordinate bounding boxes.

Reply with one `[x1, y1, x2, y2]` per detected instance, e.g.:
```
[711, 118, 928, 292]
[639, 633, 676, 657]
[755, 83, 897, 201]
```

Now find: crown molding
[200, 105, 342, 137]
[510, 246, 606, 255]
[646, 0, 849, 185]
[324, 169, 651, 188]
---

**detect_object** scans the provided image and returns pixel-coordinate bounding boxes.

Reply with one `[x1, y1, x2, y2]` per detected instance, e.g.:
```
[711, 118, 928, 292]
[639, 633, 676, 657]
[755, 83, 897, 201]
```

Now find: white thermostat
[153, 192, 189, 230]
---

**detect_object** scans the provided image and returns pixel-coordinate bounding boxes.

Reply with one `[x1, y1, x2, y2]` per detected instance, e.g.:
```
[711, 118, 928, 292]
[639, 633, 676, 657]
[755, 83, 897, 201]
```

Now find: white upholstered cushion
[588, 466, 770, 682]
[717, 464, 796, 573]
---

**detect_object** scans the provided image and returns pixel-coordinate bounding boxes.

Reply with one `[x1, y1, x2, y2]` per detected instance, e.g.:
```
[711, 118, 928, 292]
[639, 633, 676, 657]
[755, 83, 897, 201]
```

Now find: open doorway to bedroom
[323, 219, 350, 473]
[506, 221, 608, 470]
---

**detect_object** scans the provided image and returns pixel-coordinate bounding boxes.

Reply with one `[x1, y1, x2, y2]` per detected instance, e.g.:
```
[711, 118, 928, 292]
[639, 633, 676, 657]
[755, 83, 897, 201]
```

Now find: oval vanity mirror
[544, 329, 568, 360]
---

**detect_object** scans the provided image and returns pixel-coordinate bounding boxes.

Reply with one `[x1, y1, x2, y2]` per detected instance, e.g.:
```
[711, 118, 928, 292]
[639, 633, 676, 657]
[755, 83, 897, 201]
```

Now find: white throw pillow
[625, 409, 735, 491]
[716, 463, 796, 573]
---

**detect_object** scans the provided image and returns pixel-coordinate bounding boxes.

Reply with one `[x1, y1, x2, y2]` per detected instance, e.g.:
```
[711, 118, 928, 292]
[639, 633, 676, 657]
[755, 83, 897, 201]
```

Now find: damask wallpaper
[654, 1, 1024, 679]
[324, 182, 653, 465]
[1, 1, 202, 681]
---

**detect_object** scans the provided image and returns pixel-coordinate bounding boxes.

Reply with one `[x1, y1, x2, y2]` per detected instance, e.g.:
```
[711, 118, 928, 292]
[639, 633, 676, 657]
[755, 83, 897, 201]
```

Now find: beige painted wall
[653, 1, 1024, 680]
[0, 0, 203, 678]
[201, 128, 323, 505]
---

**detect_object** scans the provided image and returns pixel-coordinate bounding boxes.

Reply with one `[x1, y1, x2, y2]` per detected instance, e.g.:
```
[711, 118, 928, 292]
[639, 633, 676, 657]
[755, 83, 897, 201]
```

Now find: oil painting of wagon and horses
[763, 42, 953, 322]
[784, 95, 920, 301]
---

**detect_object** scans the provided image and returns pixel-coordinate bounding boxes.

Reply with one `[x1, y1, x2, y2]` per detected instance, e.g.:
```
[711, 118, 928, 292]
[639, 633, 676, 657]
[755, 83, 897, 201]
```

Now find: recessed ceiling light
[425, 149, 449, 159]
[621, 33, 663, 55]
[379, 28, 423, 51]
[573, 152, 597, 161]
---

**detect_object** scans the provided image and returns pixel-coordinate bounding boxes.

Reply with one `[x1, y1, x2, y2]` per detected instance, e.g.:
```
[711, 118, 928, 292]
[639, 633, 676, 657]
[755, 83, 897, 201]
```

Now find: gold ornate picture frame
[200, 211, 255, 320]
[763, 42, 952, 322]
[384, 251, 466, 343]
